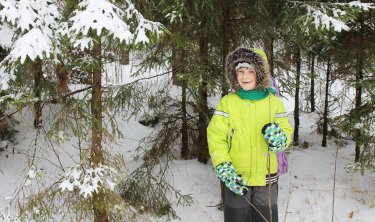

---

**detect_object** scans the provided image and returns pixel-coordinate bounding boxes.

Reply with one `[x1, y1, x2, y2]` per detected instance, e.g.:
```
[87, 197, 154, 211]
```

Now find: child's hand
[262, 122, 287, 152]
[215, 162, 248, 195]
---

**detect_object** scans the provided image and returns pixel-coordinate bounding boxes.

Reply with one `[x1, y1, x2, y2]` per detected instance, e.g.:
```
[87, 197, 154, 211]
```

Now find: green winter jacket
[207, 93, 293, 186]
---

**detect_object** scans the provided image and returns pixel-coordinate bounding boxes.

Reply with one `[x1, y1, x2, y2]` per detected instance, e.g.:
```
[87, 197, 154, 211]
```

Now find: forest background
[0, 0, 375, 221]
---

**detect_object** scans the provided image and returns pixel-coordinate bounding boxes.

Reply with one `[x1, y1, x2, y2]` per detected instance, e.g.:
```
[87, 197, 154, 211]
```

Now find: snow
[0, 24, 13, 49]
[354, 123, 363, 129]
[298, 1, 375, 34]
[0, 0, 163, 68]
[1, 83, 375, 221]
[7, 28, 53, 63]
[0, 0, 375, 221]
[72, 37, 94, 52]
[348, 1, 374, 11]
[0, 0, 59, 64]
[0, 66, 14, 90]
[0, 0, 18, 26]
[166, 107, 375, 222]
[306, 6, 350, 32]
[69, 0, 133, 44]
[24, 165, 37, 186]
[68, 0, 163, 48]
[59, 164, 118, 198]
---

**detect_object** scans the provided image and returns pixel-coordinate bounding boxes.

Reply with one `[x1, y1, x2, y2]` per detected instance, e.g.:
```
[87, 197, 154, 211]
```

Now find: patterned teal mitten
[262, 122, 287, 152]
[215, 162, 248, 195]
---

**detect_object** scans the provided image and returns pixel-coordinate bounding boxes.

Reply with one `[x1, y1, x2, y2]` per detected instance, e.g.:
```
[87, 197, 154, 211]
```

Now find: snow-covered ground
[1, 100, 375, 221]
[0, 52, 372, 222]
[0, 55, 374, 222]
[168, 111, 375, 222]
[1, 0, 375, 221]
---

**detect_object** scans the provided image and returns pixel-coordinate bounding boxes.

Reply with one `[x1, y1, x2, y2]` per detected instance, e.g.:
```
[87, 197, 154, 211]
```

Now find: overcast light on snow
[1, 54, 375, 221]
[0, 24, 13, 49]
[0, 0, 375, 221]
[0, 80, 375, 221]
[8, 28, 52, 63]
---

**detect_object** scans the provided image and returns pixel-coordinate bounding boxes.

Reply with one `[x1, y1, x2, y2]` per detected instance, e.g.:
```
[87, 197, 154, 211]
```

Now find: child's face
[236, 67, 257, 90]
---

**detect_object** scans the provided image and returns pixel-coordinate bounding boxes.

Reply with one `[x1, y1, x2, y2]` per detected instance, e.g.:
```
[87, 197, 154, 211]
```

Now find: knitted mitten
[215, 162, 248, 195]
[262, 122, 287, 152]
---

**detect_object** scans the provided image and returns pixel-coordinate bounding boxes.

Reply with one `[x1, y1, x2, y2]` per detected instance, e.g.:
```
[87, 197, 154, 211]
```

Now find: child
[207, 48, 293, 222]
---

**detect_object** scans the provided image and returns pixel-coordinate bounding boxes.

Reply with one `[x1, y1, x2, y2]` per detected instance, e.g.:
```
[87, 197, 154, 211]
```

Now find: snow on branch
[290, 1, 375, 33]
[69, 0, 133, 43]
[347, 1, 374, 11]
[122, 0, 164, 44]
[59, 164, 118, 198]
[7, 28, 53, 64]
[0, 0, 60, 64]
[164, 2, 185, 24]
[0, 0, 18, 26]
[67, 0, 163, 49]
[0, 24, 14, 49]
[0, 206, 20, 222]
[306, 5, 350, 32]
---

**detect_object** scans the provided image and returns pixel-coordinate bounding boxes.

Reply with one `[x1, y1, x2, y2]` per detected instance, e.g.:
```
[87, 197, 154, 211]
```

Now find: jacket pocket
[228, 128, 234, 153]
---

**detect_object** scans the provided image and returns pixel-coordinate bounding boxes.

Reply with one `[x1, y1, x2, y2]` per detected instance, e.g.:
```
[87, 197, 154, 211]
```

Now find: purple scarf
[270, 76, 289, 176]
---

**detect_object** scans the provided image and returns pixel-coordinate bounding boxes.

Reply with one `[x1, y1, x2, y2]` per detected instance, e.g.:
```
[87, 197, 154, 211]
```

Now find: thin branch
[0, 69, 174, 121]
[284, 158, 294, 222]
[0, 86, 93, 121]
[332, 140, 340, 222]
[108, 69, 175, 88]
[49, 86, 93, 103]
[0, 109, 21, 121]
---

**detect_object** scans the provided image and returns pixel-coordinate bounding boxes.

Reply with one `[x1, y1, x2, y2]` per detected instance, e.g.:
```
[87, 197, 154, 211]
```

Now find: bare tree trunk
[33, 58, 43, 129]
[170, 23, 189, 159]
[197, 25, 209, 164]
[58, 0, 77, 101]
[270, 41, 274, 77]
[171, 45, 189, 158]
[198, 86, 209, 164]
[221, 0, 230, 97]
[172, 46, 183, 86]
[322, 59, 331, 147]
[219, 0, 231, 208]
[91, 38, 108, 222]
[119, 50, 129, 65]
[283, 43, 292, 70]
[56, 54, 69, 98]
[177, 48, 188, 159]
[354, 12, 364, 163]
[293, 48, 301, 145]
[181, 79, 188, 159]
[354, 69, 363, 162]
[264, 39, 275, 77]
[310, 54, 316, 112]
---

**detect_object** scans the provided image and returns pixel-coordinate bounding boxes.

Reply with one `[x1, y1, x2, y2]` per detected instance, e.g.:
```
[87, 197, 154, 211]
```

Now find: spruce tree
[333, 5, 375, 169]
[279, 1, 373, 145]
[0, 0, 164, 220]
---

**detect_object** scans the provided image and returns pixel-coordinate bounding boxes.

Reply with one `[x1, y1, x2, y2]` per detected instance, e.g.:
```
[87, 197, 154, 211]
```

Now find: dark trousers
[223, 183, 278, 222]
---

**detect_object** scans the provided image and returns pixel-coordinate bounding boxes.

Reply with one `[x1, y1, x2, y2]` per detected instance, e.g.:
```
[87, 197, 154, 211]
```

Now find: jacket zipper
[228, 128, 234, 153]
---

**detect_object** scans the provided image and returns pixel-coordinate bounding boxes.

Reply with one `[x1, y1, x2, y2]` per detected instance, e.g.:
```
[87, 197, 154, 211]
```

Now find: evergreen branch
[0, 109, 20, 121]
[0, 86, 93, 121]
[229, 15, 255, 22]
[49, 86, 93, 103]
[1, 69, 174, 111]
[107, 69, 175, 88]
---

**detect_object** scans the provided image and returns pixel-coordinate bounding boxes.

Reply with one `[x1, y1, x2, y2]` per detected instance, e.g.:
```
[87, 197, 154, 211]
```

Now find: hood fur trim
[226, 48, 270, 89]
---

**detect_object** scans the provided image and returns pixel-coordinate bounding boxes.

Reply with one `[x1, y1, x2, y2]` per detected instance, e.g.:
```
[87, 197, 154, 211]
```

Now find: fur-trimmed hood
[226, 48, 270, 89]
